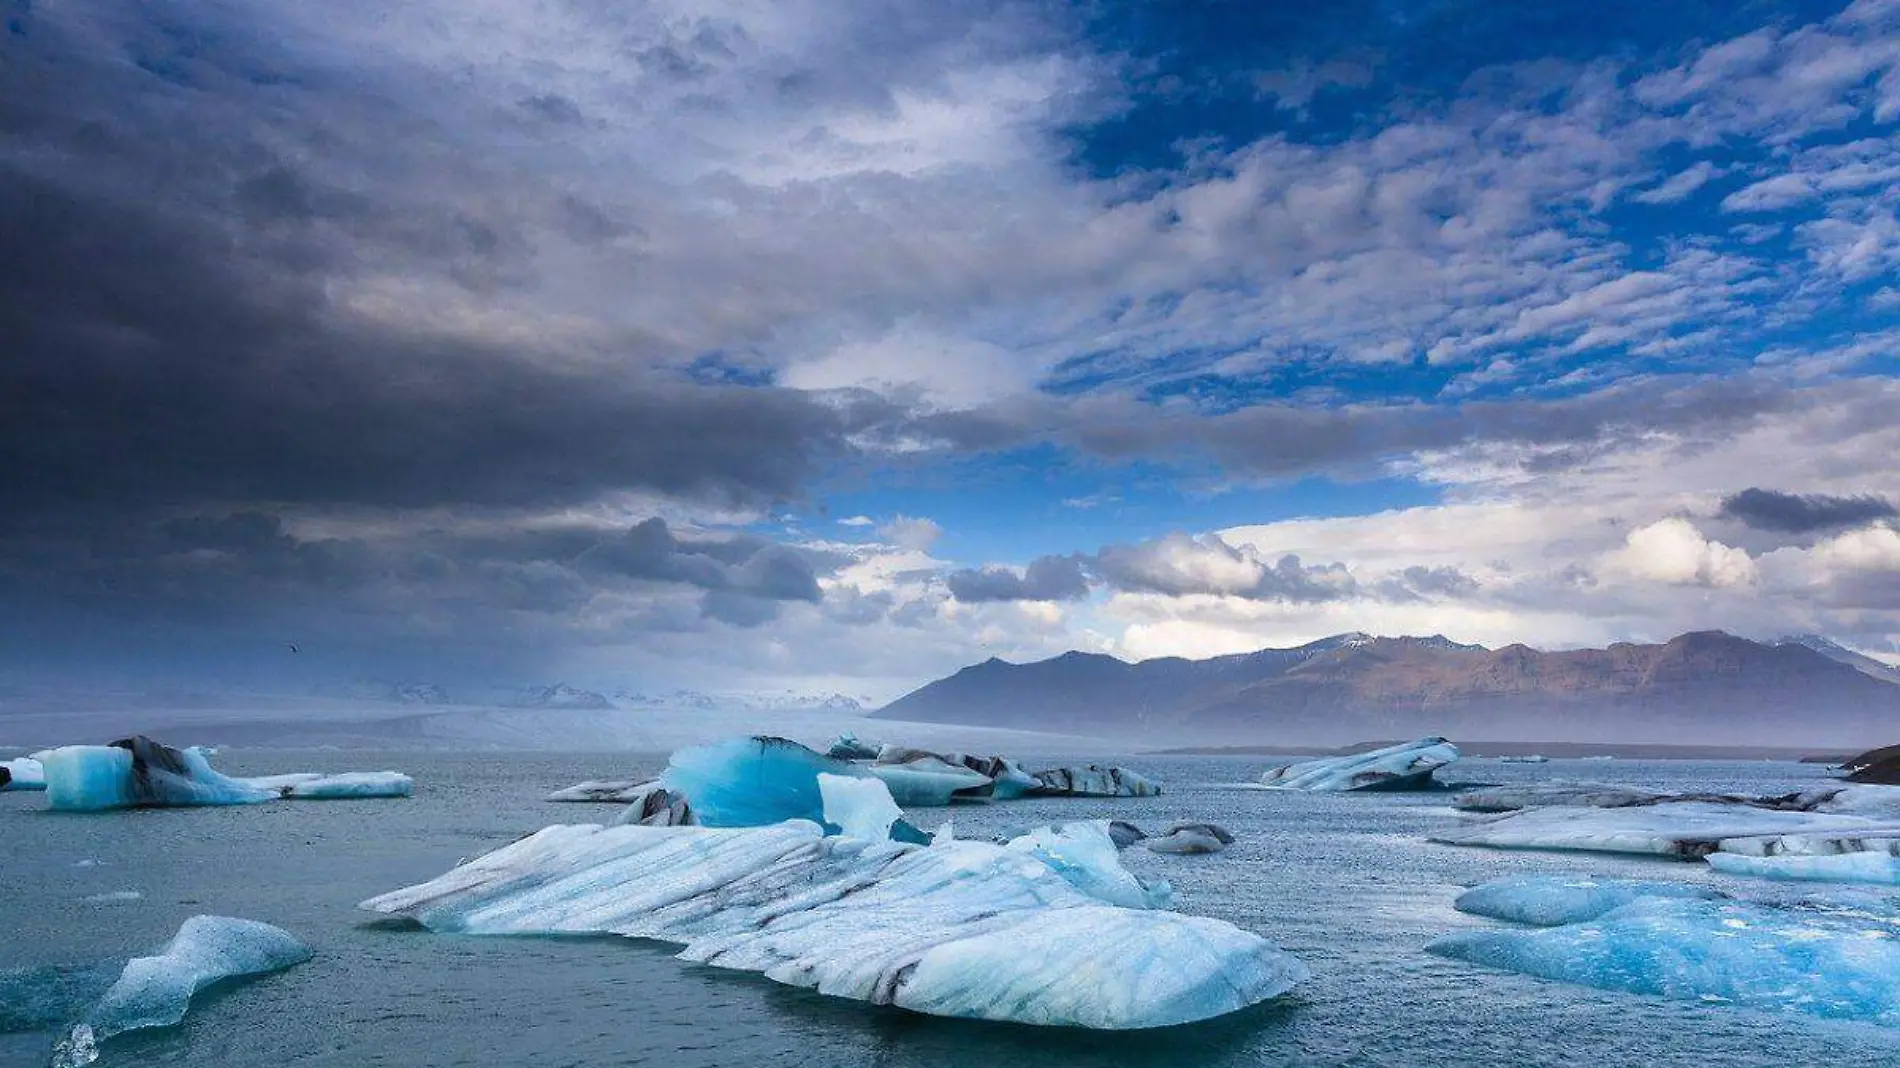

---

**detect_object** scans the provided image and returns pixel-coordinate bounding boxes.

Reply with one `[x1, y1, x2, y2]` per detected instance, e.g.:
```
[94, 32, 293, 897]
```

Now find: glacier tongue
[50, 916, 310, 1068]
[359, 821, 1306, 1029]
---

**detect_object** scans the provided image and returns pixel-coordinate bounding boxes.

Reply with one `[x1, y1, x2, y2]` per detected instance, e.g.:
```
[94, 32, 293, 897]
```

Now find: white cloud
[1611, 518, 1759, 587]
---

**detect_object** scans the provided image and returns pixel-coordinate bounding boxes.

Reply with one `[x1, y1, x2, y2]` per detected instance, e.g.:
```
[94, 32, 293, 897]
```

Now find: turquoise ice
[1453, 875, 1724, 926]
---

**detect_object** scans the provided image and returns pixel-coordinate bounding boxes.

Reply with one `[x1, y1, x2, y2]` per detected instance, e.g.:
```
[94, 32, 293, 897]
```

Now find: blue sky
[3, 0, 1900, 696]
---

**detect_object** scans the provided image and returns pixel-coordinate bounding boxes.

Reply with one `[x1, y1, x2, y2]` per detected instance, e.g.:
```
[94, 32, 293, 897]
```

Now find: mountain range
[873, 631, 1900, 748]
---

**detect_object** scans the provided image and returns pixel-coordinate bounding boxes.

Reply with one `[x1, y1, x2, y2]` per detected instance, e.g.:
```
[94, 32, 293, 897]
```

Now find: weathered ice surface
[245, 772, 412, 799]
[1002, 821, 1173, 908]
[1258, 738, 1461, 792]
[50, 916, 311, 1068]
[360, 821, 1306, 1030]
[1450, 780, 1900, 815]
[1432, 801, 1900, 858]
[1452, 875, 1724, 926]
[1706, 851, 1900, 884]
[609, 783, 697, 828]
[1029, 764, 1161, 797]
[825, 733, 881, 761]
[816, 773, 905, 842]
[545, 780, 654, 803]
[1142, 823, 1235, 855]
[865, 746, 996, 804]
[1429, 896, 1900, 1027]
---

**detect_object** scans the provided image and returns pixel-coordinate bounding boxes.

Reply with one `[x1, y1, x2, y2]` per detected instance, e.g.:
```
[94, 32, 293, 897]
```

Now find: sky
[4, 0, 1900, 699]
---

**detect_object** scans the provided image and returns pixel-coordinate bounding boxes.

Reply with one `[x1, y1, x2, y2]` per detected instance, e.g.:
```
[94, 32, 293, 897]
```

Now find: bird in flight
[285, 642, 301, 654]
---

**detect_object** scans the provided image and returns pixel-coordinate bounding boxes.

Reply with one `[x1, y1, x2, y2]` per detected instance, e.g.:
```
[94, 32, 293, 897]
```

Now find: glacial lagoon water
[6, 751, 1900, 1067]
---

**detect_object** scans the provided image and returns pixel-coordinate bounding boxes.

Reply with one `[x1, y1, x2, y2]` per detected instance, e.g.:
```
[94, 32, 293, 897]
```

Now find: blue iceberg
[661, 737, 927, 842]
[1707, 850, 1900, 884]
[42, 740, 276, 811]
[50, 916, 310, 1067]
[865, 747, 996, 804]
[1258, 737, 1460, 791]
[243, 771, 413, 799]
[1452, 875, 1724, 926]
[360, 821, 1305, 1029]
[1429, 895, 1900, 1027]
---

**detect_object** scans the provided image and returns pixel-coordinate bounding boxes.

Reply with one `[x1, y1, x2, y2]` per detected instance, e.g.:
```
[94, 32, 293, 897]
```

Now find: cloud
[1091, 533, 1357, 602]
[1611, 518, 1759, 588]
[946, 555, 1091, 603]
[1632, 161, 1722, 205]
[1719, 487, 1898, 532]
[836, 516, 876, 527]
[876, 515, 944, 552]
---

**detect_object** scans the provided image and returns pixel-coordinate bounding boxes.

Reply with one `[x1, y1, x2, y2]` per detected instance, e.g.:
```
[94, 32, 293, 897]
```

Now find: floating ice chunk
[50, 916, 310, 1068]
[1258, 737, 1459, 792]
[818, 773, 905, 842]
[1452, 875, 1723, 926]
[867, 746, 996, 804]
[660, 737, 925, 841]
[1433, 801, 1900, 858]
[1452, 782, 1672, 812]
[1107, 820, 1148, 849]
[361, 822, 1302, 1029]
[546, 780, 653, 803]
[825, 733, 881, 761]
[1029, 764, 1161, 797]
[1005, 821, 1172, 908]
[2, 757, 45, 791]
[609, 783, 696, 827]
[1707, 850, 1900, 884]
[82, 892, 142, 905]
[1143, 823, 1234, 855]
[276, 772, 412, 799]
[1428, 896, 1900, 1027]
[1496, 755, 1548, 764]
[43, 740, 276, 812]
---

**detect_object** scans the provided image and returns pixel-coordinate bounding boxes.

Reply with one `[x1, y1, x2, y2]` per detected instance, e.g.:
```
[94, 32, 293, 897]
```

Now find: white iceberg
[3, 756, 45, 791]
[360, 820, 1304, 1029]
[1452, 782, 1676, 812]
[1004, 821, 1172, 908]
[1706, 851, 1900, 884]
[270, 771, 412, 799]
[545, 780, 655, 803]
[1258, 737, 1459, 792]
[1452, 875, 1724, 926]
[1434, 800, 1900, 858]
[1428, 896, 1900, 1027]
[817, 773, 905, 842]
[1029, 764, 1161, 797]
[1142, 823, 1234, 855]
[50, 916, 310, 1068]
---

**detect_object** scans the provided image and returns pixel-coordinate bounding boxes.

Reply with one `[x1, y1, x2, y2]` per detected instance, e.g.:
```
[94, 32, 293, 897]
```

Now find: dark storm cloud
[578, 518, 824, 603]
[946, 555, 1090, 602]
[1718, 488, 1898, 533]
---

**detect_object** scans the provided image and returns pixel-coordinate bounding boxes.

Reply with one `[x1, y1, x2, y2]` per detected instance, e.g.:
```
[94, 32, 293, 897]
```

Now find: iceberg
[2, 756, 45, 791]
[245, 771, 412, 799]
[42, 740, 276, 811]
[866, 747, 996, 805]
[1452, 782, 1676, 812]
[1706, 850, 1900, 884]
[1142, 823, 1234, 855]
[50, 916, 310, 1068]
[1258, 737, 1460, 792]
[817, 773, 905, 842]
[1432, 801, 1900, 858]
[1452, 875, 1723, 926]
[1004, 821, 1173, 908]
[659, 737, 926, 842]
[361, 821, 1304, 1029]
[545, 780, 656, 803]
[1029, 764, 1162, 797]
[40, 737, 412, 810]
[825, 733, 881, 761]
[1428, 896, 1900, 1027]
[610, 783, 696, 827]
[1107, 820, 1148, 849]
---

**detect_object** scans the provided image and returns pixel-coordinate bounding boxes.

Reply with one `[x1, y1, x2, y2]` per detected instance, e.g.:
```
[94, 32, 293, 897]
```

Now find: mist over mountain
[875, 632, 1900, 748]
